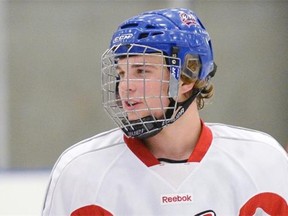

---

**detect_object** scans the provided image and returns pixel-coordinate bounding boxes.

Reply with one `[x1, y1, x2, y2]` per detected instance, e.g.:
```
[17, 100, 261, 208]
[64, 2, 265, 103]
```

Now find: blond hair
[181, 74, 214, 110]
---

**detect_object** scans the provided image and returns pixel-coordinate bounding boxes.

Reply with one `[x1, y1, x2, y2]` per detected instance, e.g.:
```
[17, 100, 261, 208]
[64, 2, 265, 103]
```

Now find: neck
[143, 102, 201, 161]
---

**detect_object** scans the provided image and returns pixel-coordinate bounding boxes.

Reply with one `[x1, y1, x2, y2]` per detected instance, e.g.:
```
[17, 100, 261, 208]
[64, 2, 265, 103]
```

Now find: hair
[180, 74, 214, 110]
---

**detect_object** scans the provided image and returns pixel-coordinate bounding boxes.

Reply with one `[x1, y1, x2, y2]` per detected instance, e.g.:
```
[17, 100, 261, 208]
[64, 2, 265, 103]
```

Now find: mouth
[123, 100, 141, 110]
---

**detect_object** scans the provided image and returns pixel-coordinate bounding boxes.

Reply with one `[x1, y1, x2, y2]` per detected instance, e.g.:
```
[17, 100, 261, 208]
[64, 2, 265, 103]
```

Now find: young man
[42, 8, 288, 215]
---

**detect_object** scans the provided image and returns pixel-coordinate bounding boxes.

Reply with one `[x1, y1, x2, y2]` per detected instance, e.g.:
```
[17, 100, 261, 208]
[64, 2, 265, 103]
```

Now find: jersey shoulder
[206, 123, 288, 199]
[206, 122, 287, 156]
[52, 127, 125, 173]
[43, 128, 126, 214]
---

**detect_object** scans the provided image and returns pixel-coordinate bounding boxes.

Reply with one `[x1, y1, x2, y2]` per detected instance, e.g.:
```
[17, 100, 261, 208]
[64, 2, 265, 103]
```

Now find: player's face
[116, 54, 171, 121]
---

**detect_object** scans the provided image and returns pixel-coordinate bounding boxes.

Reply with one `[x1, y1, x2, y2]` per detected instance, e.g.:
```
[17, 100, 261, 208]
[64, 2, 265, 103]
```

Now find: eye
[117, 70, 125, 79]
[136, 68, 151, 78]
[136, 69, 145, 75]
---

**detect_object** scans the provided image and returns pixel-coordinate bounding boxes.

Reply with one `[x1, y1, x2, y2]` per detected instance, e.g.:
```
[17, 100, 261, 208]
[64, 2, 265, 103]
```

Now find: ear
[177, 80, 195, 102]
[179, 80, 195, 94]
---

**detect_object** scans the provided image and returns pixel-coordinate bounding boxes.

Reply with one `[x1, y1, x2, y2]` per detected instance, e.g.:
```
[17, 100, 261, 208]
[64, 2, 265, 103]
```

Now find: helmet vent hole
[146, 24, 156, 29]
[138, 32, 149, 39]
[138, 31, 164, 39]
[151, 32, 163, 36]
[120, 23, 138, 29]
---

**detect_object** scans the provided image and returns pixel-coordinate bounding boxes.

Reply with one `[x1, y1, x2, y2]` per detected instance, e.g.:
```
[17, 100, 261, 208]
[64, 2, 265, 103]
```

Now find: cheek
[144, 80, 169, 95]
[144, 82, 170, 106]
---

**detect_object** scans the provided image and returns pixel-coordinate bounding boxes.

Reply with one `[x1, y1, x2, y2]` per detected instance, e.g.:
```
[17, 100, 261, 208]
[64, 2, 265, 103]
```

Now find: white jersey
[42, 123, 288, 216]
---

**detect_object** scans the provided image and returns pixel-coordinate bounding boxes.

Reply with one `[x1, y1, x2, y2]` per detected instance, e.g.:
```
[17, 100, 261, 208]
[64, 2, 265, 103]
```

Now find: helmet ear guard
[182, 54, 217, 83]
[182, 54, 201, 80]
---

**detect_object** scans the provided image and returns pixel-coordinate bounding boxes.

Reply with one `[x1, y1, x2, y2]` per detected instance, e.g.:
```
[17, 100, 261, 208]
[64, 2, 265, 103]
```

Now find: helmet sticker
[179, 11, 198, 27]
[171, 66, 180, 80]
[113, 33, 134, 44]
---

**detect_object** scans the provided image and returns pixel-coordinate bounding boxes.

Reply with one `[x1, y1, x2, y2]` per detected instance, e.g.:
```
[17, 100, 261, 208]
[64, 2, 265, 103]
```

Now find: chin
[126, 112, 147, 121]
[126, 111, 165, 122]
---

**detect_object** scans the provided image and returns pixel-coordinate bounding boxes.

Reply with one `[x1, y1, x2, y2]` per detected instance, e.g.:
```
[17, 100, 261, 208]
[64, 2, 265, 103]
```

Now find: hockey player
[42, 8, 288, 215]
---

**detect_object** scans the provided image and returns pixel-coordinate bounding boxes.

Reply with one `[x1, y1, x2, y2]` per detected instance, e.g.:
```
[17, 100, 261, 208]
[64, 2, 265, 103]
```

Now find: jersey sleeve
[42, 129, 124, 216]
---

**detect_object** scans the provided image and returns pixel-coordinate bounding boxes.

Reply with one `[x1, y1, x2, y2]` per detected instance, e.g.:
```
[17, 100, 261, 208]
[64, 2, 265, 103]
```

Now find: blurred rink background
[0, 0, 287, 215]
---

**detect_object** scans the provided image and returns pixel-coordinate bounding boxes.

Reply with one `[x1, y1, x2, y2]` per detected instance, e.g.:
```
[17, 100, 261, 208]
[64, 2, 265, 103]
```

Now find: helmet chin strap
[122, 116, 163, 139]
[165, 88, 201, 123]
[122, 88, 201, 139]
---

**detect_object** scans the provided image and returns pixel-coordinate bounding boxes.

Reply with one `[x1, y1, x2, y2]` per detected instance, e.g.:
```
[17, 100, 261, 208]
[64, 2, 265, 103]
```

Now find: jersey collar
[124, 120, 213, 167]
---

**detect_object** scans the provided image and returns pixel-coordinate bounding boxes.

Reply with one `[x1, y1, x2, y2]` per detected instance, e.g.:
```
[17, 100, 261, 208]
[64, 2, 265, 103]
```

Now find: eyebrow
[115, 63, 158, 71]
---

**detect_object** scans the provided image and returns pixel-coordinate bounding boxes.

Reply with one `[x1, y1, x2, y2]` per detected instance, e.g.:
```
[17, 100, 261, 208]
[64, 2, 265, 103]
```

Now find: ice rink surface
[0, 170, 50, 216]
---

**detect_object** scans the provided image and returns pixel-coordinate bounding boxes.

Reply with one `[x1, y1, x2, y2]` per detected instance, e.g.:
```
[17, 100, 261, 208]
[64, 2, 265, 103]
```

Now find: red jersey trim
[239, 192, 288, 215]
[124, 120, 213, 167]
[188, 121, 212, 162]
[71, 204, 113, 216]
[124, 135, 160, 167]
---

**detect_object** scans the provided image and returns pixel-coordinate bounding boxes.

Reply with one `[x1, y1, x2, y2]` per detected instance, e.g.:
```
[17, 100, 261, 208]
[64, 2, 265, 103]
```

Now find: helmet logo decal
[113, 33, 134, 44]
[171, 65, 180, 80]
[179, 11, 198, 27]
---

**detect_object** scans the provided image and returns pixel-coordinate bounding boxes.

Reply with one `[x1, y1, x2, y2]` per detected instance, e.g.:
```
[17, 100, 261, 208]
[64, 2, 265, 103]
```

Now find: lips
[123, 100, 141, 110]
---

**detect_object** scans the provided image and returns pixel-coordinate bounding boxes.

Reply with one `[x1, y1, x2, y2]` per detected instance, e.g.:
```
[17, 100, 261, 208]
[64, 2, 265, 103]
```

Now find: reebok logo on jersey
[160, 194, 193, 205]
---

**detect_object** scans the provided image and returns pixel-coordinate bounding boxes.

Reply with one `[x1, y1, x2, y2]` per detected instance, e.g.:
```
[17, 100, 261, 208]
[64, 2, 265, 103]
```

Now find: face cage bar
[101, 44, 181, 135]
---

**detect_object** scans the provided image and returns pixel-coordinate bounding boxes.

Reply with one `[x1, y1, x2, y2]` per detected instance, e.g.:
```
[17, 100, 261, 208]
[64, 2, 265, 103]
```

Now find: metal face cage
[101, 44, 181, 138]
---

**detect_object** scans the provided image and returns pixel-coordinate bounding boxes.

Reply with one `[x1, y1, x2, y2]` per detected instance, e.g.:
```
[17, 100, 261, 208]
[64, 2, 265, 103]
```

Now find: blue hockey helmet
[110, 8, 216, 80]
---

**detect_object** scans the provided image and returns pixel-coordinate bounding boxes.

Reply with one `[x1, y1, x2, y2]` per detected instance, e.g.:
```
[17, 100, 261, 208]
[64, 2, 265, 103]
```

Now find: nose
[118, 77, 137, 95]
